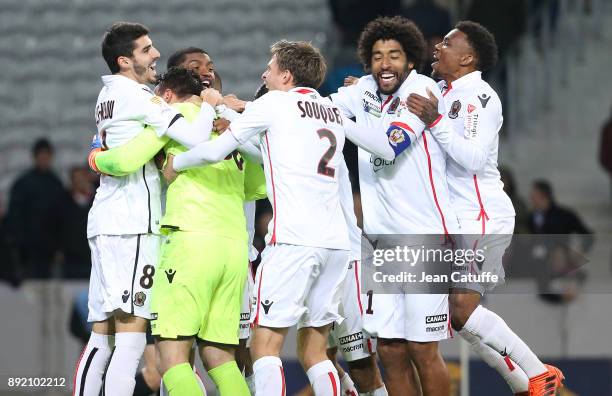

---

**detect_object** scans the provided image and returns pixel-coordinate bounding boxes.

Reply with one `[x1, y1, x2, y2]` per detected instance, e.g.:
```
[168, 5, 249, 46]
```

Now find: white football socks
[459, 327, 529, 393]
[253, 356, 286, 395]
[463, 306, 547, 378]
[103, 332, 146, 396]
[306, 360, 340, 396]
[73, 332, 114, 396]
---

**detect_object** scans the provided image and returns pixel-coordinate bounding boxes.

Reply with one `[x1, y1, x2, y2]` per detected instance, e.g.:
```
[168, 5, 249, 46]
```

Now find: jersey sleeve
[430, 91, 502, 172]
[330, 82, 360, 118]
[228, 92, 276, 145]
[385, 79, 446, 158]
[243, 161, 267, 201]
[133, 89, 182, 136]
[93, 126, 169, 176]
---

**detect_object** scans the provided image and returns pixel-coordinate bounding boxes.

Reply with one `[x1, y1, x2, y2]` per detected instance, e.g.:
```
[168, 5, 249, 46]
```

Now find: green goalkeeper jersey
[93, 101, 266, 240]
[162, 102, 266, 238]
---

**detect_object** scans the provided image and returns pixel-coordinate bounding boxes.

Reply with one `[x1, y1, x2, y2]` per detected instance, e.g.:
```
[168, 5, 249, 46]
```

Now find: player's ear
[117, 56, 131, 70]
[282, 69, 292, 85]
[460, 53, 474, 67]
[161, 89, 173, 102]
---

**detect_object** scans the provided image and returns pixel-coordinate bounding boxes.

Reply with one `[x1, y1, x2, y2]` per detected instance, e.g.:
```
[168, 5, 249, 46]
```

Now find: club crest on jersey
[133, 291, 146, 307]
[388, 127, 406, 146]
[387, 97, 400, 114]
[448, 100, 461, 119]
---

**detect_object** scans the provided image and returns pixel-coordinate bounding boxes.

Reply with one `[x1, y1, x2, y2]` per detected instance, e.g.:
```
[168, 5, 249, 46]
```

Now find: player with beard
[406, 21, 564, 396]
[331, 16, 459, 396]
[75, 22, 217, 396]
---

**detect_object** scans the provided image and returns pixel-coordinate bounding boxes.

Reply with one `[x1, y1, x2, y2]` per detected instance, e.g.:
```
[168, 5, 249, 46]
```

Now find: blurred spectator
[499, 166, 529, 233]
[537, 245, 586, 304]
[599, 107, 612, 201]
[4, 138, 65, 279]
[59, 166, 96, 279]
[528, 180, 593, 303]
[329, 0, 401, 48]
[401, 0, 451, 76]
[528, 180, 593, 246]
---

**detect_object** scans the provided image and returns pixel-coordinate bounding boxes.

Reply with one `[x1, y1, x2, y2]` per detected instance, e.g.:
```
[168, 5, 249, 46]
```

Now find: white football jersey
[438, 71, 515, 223]
[331, 71, 459, 235]
[229, 87, 349, 250]
[87, 75, 179, 238]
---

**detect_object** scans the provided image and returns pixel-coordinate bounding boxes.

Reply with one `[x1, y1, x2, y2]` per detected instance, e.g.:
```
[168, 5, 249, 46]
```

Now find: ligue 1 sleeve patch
[386, 122, 413, 156]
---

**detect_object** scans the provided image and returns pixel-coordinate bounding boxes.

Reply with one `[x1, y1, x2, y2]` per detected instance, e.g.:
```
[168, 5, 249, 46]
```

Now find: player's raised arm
[172, 91, 274, 171]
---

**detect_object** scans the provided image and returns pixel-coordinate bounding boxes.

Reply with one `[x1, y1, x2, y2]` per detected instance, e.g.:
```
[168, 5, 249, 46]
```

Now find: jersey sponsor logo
[371, 156, 396, 172]
[261, 299, 274, 314]
[425, 314, 448, 324]
[387, 97, 401, 114]
[467, 104, 477, 113]
[338, 332, 364, 345]
[165, 269, 176, 283]
[364, 90, 381, 103]
[240, 312, 251, 321]
[426, 325, 445, 332]
[448, 100, 461, 119]
[121, 290, 130, 303]
[95, 100, 115, 124]
[478, 94, 491, 108]
[297, 100, 343, 125]
[342, 344, 364, 354]
[362, 99, 381, 117]
[465, 112, 479, 139]
[133, 291, 146, 307]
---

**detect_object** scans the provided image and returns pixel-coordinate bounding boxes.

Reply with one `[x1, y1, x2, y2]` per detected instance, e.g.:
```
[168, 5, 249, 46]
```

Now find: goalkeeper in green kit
[89, 67, 265, 396]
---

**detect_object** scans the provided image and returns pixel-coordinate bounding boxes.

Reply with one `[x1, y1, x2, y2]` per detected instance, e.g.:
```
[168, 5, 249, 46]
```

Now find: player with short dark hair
[407, 21, 565, 396]
[75, 22, 216, 396]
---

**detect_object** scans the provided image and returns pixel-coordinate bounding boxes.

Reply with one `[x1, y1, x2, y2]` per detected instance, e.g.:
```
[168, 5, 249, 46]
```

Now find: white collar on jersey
[445, 70, 482, 92]
[101, 74, 148, 90]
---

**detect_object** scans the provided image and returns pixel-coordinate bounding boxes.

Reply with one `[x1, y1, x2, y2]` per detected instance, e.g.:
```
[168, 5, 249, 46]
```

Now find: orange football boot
[528, 364, 564, 396]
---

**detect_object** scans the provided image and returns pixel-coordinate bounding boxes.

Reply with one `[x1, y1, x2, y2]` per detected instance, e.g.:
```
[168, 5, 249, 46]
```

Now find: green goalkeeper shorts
[150, 230, 247, 345]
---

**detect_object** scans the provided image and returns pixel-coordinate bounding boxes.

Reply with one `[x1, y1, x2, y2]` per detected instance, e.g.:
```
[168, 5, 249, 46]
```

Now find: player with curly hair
[332, 15, 460, 396]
